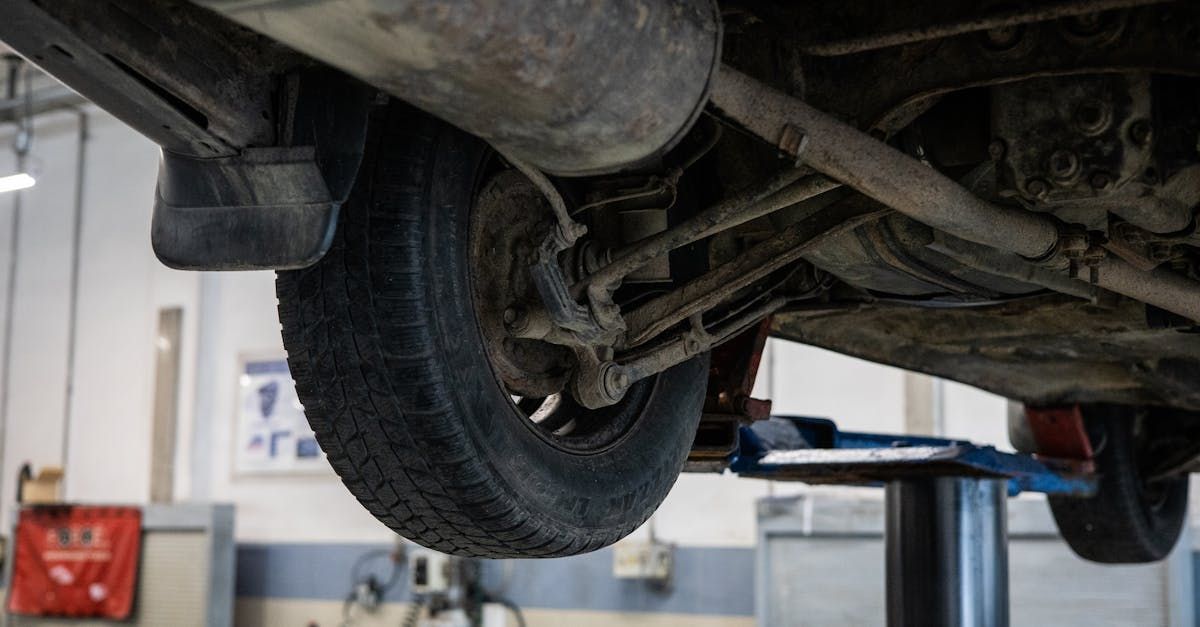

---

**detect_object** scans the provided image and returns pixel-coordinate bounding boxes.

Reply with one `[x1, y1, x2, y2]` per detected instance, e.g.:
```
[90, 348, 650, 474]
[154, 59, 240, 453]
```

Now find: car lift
[727, 415, 1097, 627]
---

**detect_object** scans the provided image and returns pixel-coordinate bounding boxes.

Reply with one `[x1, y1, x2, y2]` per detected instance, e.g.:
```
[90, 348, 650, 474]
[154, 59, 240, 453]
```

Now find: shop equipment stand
[730, 417, 1096, 627]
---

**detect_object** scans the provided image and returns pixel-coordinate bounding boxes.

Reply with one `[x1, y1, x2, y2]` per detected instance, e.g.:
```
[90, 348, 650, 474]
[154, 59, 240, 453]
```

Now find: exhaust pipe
[193, 0, 721, 176]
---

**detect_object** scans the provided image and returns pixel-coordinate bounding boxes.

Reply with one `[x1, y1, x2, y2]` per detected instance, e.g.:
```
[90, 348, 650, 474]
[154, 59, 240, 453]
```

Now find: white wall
[0, 109, 199, 527]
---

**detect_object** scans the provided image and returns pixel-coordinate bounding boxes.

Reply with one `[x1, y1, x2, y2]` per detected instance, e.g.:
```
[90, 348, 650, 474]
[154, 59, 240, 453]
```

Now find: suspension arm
[623, 205, 886, 347]
[573, 168, 815, 299]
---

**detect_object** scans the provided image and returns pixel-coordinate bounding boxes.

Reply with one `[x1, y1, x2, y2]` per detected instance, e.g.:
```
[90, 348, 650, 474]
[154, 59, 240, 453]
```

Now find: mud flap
[151, 71, 374, 270]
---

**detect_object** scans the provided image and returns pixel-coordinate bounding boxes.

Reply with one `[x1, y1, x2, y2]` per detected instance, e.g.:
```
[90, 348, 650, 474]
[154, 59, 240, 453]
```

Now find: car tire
[275, 102, 708, 558]
[1048, 405, 1188, 564]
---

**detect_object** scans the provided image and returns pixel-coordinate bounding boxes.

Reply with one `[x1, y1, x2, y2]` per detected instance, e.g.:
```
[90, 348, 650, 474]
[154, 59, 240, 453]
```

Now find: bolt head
[602, 364, 630, 400]
[502, 306, 529, 334]
[987, 139, 1007, 161]
[1047, 150, 1080, 181]
[1026, 178, 1051, 199]
[1129, 120, 1153, 147]
[1074, 101, 1111, 135]
[1089, 171, 1114, 191]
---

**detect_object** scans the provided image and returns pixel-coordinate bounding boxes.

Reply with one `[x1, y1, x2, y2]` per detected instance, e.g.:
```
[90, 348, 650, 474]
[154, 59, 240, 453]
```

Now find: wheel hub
[469, 170, 572, 399]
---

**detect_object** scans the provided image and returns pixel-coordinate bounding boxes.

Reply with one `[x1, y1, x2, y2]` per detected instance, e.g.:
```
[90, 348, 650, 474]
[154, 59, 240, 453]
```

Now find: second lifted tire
[1048, 405, 1188, 564]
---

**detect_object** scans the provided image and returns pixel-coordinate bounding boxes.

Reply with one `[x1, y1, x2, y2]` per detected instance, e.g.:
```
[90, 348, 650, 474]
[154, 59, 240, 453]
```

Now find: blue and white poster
[235, 357, 324, 474]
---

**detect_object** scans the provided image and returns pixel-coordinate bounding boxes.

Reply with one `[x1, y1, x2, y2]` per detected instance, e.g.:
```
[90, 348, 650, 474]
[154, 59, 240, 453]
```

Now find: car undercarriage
[3, 0, 1200, 561]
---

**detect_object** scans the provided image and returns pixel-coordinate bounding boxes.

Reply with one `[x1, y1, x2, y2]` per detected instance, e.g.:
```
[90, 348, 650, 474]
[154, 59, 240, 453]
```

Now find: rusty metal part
[621, 299, 787, 387]
[772, 293, 1200, 411]
[500, 154, 620, 352]
[1105, 221, 1199, 272]
[799, 2, 1200, 133]
[711, 65, 1060, 259]
[501, 152, 587, 246]
[710, 65, 1200, 322]
[746, 0, 1174, 57]
[529, 168, 838, 407]
[0, 0, 293, 157]
[1025, 406, 1095, 467]
[516, 164, 839, 406]
[578, 172, 839, 300]
[925, 232, 1095, 301]
[685, 417, 743, 471]
[991, 74, 1196, 235]
[1092, 256, 1200, 320]
[196, 0, 721, 176]
[704, 318, 773, 420]
[470, 171, 572, 399]
[623, 205, 885, 347]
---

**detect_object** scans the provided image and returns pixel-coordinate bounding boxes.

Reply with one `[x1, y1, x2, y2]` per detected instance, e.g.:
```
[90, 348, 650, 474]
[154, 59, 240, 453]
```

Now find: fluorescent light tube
[0, 173, 35, 194]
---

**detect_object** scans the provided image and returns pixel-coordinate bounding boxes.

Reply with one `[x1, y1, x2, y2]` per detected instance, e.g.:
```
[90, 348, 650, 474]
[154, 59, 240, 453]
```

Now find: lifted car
[3, 0, 1199, 561]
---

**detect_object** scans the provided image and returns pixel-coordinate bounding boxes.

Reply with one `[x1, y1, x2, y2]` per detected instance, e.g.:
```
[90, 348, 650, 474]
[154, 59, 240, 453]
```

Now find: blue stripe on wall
[236, 543, 755, 616]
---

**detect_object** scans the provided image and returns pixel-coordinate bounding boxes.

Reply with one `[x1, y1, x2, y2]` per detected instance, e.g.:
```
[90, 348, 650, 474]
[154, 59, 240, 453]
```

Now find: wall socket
[612, 540, 673, 581]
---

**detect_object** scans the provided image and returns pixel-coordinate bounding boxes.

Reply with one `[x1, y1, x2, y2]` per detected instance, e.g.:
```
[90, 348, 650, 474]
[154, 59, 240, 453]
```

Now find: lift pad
[729, 416, 1100, 627]
[730, 415, 1096, 497]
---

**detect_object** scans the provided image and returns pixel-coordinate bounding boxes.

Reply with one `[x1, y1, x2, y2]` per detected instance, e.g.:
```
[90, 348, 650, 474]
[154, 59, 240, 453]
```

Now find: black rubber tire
[275, 103, 707, 558]
[1048, 405, 1188, 564]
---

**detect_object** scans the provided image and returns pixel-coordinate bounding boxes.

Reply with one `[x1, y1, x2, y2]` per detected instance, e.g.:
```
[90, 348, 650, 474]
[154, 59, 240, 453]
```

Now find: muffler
[193, 0, 721, 176]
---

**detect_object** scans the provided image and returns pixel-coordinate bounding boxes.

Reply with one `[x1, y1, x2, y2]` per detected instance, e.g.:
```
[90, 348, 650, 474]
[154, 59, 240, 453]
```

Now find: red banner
[7, 506, 142, 619]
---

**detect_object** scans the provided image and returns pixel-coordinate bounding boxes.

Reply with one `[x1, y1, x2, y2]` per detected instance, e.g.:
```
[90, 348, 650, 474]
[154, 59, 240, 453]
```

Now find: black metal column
[886, 477, 1009, 627]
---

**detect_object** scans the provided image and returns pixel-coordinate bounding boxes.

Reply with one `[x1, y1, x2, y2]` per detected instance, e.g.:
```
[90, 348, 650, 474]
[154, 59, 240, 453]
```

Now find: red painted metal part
[704, 317, 773, 420]
[688, 318, 774, 467]
[1025, 405, 1095, 465]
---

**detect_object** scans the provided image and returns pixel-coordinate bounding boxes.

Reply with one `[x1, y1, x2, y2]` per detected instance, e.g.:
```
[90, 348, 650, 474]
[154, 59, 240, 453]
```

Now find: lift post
[731, 417, 1096, 627]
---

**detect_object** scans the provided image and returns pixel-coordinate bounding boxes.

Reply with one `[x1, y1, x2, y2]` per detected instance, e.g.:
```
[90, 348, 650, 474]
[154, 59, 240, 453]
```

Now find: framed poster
[234, 355, 325, 475]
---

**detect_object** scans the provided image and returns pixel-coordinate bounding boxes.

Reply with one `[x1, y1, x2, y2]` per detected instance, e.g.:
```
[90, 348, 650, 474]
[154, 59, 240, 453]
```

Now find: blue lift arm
[729, 416, 1097, 497]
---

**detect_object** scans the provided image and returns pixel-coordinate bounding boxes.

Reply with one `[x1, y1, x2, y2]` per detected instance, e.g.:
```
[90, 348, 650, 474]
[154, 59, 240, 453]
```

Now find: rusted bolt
[1088, 171, 1114, 191]
[777, 124, 809, 165]
[503, 306, 528, 333]
[1047, 150, 1080, 182]
[1074, 100, 1111, 135]
[602, 364, 631, 399]
[1128, 120, 1153, 147]
[987, 139, 1006, 161]
[1026, 178, 1051, 199]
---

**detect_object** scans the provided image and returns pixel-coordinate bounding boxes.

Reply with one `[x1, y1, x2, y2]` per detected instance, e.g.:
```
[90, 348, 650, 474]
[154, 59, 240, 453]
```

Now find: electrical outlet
[409, 549, 450, 594]
[612, 541, 672, 581]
